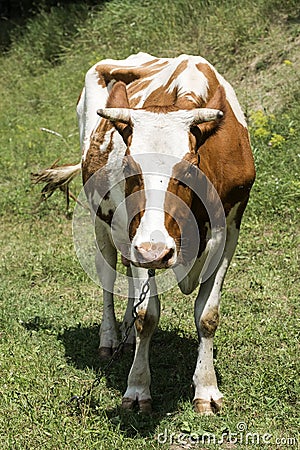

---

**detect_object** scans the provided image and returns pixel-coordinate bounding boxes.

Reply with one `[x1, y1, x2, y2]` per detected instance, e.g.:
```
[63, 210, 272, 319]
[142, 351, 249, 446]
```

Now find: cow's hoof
[194, 399, 214, 415]
[211, 397, 223, 413]
[194, 397, 223, 415]
[121, 397, 135, 410]
[138, 399, 152, 414]
[98, 346, 112, 360]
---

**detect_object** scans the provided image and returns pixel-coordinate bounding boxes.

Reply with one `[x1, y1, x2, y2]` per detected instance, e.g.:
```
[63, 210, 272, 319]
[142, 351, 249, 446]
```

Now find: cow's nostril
[161, 247, 174, 263]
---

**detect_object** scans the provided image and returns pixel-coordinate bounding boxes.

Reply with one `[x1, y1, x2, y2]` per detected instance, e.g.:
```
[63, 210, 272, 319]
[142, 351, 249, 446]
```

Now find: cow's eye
[177, 179, 188, 189]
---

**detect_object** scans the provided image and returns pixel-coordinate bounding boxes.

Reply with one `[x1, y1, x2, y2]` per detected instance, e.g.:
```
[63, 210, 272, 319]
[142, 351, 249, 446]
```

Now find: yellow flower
[254, 127, 270, 138]
[268, 134, 285, 148]
[250, 110, 269, 128]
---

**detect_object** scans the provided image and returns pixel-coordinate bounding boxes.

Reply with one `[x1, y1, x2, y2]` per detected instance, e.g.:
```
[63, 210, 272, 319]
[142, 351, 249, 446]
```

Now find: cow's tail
[31, 159, 82, 209]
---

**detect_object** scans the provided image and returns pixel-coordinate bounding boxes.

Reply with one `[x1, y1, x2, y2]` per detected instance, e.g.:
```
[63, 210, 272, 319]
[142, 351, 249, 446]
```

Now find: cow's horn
[97, 108, 132, 124]
[191, 108, 223, 125]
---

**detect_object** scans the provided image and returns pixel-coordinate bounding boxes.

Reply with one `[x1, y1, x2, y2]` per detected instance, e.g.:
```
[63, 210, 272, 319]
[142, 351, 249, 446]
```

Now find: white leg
[95, 220, 118, 359]
[122, 266, 160, 413]
[193, 225, 239, 414]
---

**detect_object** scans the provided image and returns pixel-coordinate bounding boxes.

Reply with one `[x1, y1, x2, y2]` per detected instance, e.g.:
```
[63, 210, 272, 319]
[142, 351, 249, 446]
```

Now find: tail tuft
[31, 160, 82, 208]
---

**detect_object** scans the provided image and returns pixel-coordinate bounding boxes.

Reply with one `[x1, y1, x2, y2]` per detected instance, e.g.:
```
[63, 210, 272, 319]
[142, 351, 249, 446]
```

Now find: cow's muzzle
[133, 241, 176, 269]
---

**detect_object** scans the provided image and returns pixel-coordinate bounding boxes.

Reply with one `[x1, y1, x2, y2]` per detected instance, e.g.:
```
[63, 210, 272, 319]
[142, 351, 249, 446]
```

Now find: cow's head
[97, 81, 225, 269]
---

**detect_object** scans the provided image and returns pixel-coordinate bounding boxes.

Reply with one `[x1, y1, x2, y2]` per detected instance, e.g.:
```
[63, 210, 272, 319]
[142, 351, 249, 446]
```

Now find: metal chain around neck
[68, 268, 155, 409]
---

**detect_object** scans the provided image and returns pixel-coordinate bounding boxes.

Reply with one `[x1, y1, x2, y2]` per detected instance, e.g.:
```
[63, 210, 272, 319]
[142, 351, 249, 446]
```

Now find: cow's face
[98, 82, 224, 269]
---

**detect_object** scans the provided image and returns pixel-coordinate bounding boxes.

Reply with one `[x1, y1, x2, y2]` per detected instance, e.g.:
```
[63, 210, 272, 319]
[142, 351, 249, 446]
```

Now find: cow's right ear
[103, 81, 133, 145]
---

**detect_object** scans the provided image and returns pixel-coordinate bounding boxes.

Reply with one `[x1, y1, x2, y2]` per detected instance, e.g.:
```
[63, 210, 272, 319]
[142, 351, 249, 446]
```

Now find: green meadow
[0, 1, 299, 448]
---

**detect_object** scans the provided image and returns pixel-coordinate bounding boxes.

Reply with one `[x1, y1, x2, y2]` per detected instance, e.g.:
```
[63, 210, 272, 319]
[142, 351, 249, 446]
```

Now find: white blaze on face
[128, 110, 192, 259]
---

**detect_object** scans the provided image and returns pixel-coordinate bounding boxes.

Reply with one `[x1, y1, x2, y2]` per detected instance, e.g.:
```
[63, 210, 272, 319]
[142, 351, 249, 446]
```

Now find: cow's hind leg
[193, 226, 239, 414]
[95, 222, 118, 359]
[122, 267, 160, 414]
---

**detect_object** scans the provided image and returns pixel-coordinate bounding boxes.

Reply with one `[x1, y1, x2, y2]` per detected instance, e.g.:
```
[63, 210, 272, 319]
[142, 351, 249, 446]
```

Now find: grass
[0, 0, 299, 448]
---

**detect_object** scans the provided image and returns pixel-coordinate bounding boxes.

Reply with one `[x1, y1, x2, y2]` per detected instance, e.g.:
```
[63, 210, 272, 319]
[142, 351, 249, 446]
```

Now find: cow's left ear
[191, 85, 226, 148]
[104, 81, 133, 145]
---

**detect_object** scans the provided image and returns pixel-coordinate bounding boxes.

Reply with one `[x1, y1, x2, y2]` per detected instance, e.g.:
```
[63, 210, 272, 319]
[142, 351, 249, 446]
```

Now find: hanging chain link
[68, 268, 155, 409]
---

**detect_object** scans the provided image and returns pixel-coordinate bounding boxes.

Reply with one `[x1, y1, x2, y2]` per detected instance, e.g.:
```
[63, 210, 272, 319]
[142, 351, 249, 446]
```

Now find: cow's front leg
[122, 267, 160, 413]
[95, 222, 118, 359]
[193, 227, 239, 414]
[193, 275, 223, 415]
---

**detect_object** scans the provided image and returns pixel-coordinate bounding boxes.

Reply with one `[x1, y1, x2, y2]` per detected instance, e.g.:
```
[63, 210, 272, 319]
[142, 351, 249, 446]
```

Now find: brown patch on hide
[123, 155, 146, 241]
[196, 62, 220, 103]
[164, 161, 194, 257]
[142, 59, 188, 107]
[135, 309, 157, 336]
[82, 121, 115, 224]
[142, 85, 177, 108]
[82, 121, 114, 185]
[144, 104, 179, 114]
[140, 58, 161, 68]
[200, 306, 220, 337]
[165, 153, 212, 261]
[175, 92, 204, 110]
[96, 59, 167, 88]
[96, 73, 106, 88]
[198, 99, 255, 211]
[96, 65, 139, 86]
[127, 79, 152, 106]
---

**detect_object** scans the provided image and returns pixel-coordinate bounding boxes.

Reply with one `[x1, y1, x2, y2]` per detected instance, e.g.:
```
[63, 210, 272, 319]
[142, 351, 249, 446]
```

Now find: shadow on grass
[21, 317, 221, 436]
[58, 323, 198, 394]
[57, 322, 222, 436]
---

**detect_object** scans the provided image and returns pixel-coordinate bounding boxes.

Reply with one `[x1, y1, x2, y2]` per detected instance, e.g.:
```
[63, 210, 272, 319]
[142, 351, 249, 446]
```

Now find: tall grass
[6, 0, 300, 70]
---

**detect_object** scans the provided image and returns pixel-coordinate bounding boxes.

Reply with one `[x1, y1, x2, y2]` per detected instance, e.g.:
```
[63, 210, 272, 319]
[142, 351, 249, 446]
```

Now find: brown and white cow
[35, 53, 255, 414]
